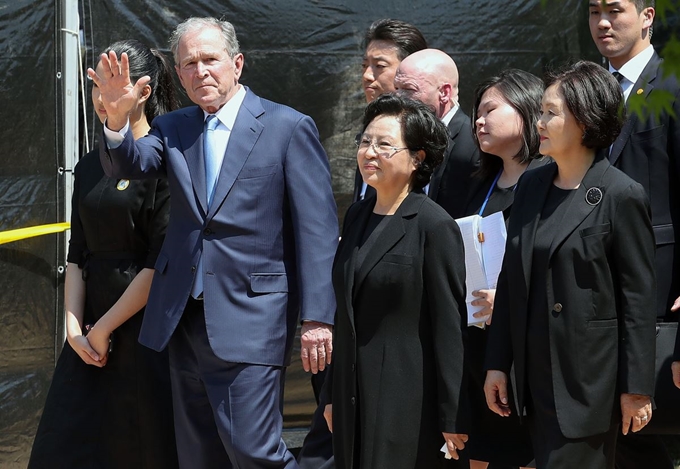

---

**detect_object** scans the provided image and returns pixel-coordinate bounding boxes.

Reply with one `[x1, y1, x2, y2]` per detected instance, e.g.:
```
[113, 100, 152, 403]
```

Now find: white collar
[609, 45, 654, 85]
[203, 85, 247, 129]
[441, 103, 459, 126]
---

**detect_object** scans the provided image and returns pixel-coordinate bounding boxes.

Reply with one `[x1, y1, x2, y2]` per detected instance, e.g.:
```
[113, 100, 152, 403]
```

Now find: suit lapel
[180, 107, 209, 214]
[609, 54, 660, 166]
[207, 90, 265, 219]
[429, 111, 464, 200]
[337, 201, 372, 328]
[548, 155, 610, 259]
[353, 193, 422, 301]
[519, 164, 556, 296]
[427, 116, 462, 199]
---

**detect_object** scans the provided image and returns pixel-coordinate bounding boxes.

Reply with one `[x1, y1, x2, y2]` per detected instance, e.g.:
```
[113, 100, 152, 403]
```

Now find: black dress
[28, 150, 178, 469]
[462, 175, 534, 467]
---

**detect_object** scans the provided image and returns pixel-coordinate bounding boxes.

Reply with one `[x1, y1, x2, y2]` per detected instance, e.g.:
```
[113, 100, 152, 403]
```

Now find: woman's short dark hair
[471, 69, 544, 179]
[364, 19, 427, 60]
[545, 60, 624, 150]
[103, 39, 180, 122]
[361, 94, 448, 192]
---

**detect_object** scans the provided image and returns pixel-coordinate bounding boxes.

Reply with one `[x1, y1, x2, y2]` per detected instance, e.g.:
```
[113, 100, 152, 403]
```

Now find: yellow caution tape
[0, 223, 70, 245]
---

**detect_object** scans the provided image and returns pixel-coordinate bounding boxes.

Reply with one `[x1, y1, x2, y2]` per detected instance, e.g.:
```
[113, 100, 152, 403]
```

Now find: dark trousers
[297, 369, 335, 469]
[527, 413, 617, 469]
[614, 433, 673, 469]
[168, 298, 298, 469]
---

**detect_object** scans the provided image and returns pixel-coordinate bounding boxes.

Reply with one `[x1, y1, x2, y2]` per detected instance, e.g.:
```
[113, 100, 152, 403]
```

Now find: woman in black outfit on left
[29, 40, 180, 469]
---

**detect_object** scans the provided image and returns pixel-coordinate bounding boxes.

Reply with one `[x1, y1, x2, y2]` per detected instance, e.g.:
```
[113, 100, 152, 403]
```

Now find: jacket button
[553, 303, 563, 313]
[351, 363, 356, 371]
[351, 397, 356, 405]
[351, 332, 355, 340]
[203, 228, 212, 236]
[191, 266, 196, 273]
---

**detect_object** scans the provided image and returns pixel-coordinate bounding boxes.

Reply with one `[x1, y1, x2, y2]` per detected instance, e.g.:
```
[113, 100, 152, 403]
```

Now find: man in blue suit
[88, 17, 338, 468]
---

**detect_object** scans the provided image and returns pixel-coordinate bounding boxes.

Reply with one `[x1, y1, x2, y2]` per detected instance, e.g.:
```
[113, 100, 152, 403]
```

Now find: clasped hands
[483, 370, 652, 434]
[67, 323, 112, 368]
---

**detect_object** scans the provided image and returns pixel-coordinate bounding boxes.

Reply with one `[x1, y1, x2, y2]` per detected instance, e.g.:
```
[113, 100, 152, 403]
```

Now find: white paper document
[454, 212, 507, 328]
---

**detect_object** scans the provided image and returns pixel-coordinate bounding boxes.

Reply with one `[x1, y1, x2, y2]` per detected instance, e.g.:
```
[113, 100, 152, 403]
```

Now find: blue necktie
[204, 115, 220, 207]
[191, 115, 219, 299]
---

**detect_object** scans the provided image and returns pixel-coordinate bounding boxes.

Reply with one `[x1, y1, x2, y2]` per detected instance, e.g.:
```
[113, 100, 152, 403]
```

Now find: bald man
[394, 49, 479, 219]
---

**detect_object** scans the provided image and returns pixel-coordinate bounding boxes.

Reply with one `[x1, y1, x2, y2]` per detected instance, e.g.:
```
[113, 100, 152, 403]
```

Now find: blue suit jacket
[100, 88, 338, 366]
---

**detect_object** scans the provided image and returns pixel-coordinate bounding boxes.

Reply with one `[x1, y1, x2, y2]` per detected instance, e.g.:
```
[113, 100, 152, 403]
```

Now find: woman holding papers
[323, 94, 468, 468]
[484, 61, 656, 469]
[29, 40, 179, 469]
[463, 69, 544, 469]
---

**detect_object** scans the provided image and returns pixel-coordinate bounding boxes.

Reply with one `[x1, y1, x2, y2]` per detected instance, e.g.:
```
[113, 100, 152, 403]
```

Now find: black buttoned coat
[485, 155, 657, 439]
[326, 191, 467, 469]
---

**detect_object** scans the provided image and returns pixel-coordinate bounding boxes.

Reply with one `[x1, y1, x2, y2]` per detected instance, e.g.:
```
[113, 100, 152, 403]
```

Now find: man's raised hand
[86, 51, 151, 131]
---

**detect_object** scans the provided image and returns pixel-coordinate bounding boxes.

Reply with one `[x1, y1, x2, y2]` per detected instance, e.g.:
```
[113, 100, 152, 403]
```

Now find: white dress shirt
[610, 44, 655, 102]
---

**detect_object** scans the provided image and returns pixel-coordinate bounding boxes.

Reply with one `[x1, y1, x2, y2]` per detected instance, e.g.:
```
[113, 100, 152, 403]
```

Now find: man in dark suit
[589, 1, 680, 468]
[89, 17, 338, 468]
[394, 48, 480, 219]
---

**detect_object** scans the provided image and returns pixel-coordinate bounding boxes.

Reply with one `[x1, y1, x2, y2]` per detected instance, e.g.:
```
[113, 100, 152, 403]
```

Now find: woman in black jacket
[484, 61, 656, 469]
[323, 94, 468, 469]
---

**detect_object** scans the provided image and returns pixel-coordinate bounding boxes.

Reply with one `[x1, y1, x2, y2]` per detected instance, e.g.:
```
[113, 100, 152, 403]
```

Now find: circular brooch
[585, 187, 603, 206]
[116, 179, 130, 191]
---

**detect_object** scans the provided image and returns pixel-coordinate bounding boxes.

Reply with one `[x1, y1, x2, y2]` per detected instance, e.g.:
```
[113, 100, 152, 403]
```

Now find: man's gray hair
[169, 17, 240, 64]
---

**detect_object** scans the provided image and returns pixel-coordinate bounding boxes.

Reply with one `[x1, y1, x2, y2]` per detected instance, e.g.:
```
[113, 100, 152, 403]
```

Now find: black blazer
[431, 109, 480, 219]
[327, 192, 467, 468]
[609, 51, 680, 323]
[351, 109, 479, 214]
[486, 156, 657, 439]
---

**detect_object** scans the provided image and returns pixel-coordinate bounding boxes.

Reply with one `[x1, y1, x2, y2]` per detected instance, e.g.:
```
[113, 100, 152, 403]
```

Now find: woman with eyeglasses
[322, 94, 469, 469]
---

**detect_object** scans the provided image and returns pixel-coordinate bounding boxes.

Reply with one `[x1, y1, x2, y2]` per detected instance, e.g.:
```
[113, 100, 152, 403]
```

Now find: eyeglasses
[355, 134, 409, 159]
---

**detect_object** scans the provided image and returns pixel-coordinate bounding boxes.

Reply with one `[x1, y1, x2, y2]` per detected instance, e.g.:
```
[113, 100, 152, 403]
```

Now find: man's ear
[439, 83, 452, 105]
[642, 7, 655, 31]
[233, 53, 245, 81]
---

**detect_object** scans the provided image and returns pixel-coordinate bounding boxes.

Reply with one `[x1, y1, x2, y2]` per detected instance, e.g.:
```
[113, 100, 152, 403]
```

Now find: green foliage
[660, 35, 680, 79]
[654, 0, 678, 24]
[628, 88, 677, 120]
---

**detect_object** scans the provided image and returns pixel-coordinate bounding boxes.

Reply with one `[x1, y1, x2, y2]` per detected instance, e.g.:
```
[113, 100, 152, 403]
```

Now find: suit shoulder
[655, 59, 680, 95]
[154, 106, 199, 123]
[520, 160, 556, 184]
[149, 106, 201, 133]
[419, 197, 458, 227]
[344, 198, 369, 223]
[257, 96, 309, 122]
[603, 165, 647, 197]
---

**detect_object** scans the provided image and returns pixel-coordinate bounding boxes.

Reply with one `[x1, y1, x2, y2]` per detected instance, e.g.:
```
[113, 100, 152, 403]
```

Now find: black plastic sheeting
[1, 0, 670, 465]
